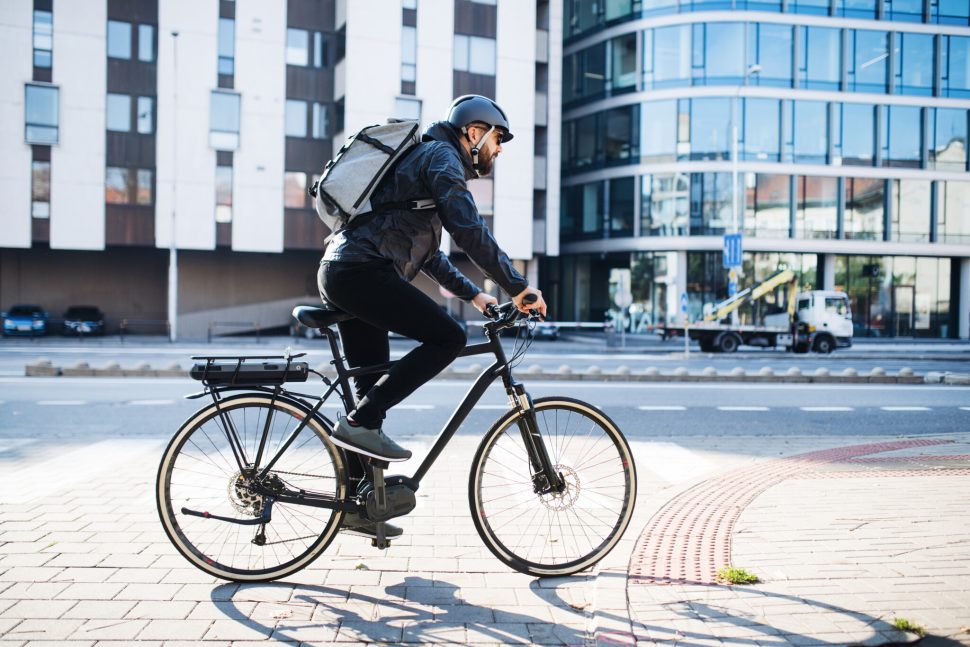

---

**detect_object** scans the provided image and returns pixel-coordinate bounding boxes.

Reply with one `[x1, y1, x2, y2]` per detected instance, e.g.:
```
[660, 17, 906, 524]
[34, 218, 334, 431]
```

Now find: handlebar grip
[522, 293, 538, 305]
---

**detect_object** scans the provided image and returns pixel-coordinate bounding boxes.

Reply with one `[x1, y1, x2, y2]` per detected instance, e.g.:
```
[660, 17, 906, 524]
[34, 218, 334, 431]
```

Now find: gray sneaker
[340, 511, 403, 539]
[330, 418, 412, 462]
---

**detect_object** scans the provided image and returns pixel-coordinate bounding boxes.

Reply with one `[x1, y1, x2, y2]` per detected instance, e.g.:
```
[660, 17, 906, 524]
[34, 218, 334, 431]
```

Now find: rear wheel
[156, 394, 346, 582]
[717, 333, 740, 353]
[469, 397, 637, 577]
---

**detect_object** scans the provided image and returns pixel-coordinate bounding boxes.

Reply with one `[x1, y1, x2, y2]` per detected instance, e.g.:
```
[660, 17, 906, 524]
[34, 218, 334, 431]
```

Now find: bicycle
[156, 299, 637, 582]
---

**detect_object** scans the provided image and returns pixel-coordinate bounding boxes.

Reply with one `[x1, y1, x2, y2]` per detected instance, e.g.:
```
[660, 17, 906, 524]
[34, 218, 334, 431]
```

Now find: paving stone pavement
[1, 430, 969, 646]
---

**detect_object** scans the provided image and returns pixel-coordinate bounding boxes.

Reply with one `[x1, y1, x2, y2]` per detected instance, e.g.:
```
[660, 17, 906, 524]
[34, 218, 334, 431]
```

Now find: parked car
[62, 305, 106, 336]
[2, 304, 50, 336]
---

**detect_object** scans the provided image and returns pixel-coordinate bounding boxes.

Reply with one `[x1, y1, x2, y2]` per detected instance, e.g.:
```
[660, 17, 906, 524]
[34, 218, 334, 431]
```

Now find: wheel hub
[539, 465, 580, 511]
[227, 472, 264, 516]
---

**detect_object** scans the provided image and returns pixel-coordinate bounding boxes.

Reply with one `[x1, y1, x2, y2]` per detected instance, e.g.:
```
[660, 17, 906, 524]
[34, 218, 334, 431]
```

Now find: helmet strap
[462, 125, 495, 177]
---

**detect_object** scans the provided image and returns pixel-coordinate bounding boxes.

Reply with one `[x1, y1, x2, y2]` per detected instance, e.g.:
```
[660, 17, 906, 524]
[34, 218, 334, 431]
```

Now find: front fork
[508, 383, 565, 495]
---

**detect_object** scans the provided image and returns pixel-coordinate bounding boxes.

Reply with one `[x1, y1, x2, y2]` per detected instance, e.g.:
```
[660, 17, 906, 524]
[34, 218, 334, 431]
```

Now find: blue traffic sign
[723, 233, 743, 268]
[680, 291, 688, 313]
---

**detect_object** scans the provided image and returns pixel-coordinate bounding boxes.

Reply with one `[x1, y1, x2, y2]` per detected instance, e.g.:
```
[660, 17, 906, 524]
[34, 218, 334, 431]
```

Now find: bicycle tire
[469, 397, 637, 577]
[156, 393, 347, 582]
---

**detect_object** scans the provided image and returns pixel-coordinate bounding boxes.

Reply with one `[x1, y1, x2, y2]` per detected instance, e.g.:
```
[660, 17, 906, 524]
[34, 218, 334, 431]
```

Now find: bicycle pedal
[370, 537, 392, 549]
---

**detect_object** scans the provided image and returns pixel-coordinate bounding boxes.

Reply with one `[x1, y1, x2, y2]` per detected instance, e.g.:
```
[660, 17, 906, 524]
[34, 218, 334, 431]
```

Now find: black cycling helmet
[446, 95, 514, 143]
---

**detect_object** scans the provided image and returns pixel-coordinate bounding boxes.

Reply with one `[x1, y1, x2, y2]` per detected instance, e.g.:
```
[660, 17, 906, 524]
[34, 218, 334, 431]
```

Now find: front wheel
[156, 394, 347, 582]
[469, 397, 637, 577]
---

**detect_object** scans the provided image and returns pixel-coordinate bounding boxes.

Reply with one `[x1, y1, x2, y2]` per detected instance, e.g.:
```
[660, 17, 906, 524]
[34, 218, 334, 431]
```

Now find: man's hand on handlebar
[471, 291, 498, 314]
[514, 287, 547, 318]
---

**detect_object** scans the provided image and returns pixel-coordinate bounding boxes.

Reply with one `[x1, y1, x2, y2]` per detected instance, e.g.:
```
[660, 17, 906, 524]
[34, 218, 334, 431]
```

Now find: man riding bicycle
[318, 95, 548, 535]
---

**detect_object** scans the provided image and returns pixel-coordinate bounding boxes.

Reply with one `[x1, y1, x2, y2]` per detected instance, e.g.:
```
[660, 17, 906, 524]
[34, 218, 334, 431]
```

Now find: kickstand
[370, 459, 391, 549]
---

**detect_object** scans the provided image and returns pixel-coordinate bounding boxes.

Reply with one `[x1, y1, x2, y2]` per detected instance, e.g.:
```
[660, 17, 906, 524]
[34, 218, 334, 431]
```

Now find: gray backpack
[309, 119, 430, 237]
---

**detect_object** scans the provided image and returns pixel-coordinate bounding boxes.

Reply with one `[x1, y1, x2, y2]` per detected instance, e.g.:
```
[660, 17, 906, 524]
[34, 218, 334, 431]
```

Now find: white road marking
[37, 400, 86, 406]
[631, 441, 716, 484]
[800, 406, 854, 412]
[960, 407, 970, 411]
[0, 439, 35, 454]
[474, 404, 511, 410]
[717, 406, 770, 411]
[127, 399, 176, 406]
[396, 404, 435, 410]
[880, 406, 931, 411]
[638, 405, 687, 411]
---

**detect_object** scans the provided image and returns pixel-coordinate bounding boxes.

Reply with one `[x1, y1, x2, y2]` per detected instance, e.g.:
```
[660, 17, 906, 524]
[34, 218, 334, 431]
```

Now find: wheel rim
[473, 401, 635, 574]
[158, 397, 343, 579]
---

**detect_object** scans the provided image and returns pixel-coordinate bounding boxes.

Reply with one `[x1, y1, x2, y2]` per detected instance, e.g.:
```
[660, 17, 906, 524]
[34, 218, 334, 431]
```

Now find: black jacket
[321, 121, 528, 301]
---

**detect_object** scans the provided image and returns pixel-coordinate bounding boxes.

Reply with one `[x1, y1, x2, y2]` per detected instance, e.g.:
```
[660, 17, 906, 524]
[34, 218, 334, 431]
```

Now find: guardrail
[207, 321, 262, 344]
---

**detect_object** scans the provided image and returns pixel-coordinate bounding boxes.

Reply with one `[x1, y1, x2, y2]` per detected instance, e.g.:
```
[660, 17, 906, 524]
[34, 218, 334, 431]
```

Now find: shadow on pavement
[212, 575, 588, 644]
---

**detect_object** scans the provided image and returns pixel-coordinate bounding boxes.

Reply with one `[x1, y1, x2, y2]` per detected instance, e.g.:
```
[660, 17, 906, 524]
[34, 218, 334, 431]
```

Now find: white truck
[659, 270, 854, 353]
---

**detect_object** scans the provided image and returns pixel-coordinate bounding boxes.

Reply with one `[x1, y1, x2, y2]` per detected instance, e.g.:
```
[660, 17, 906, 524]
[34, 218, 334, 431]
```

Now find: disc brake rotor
[228, 472, 264, 516]
[539, 465, 580, 511]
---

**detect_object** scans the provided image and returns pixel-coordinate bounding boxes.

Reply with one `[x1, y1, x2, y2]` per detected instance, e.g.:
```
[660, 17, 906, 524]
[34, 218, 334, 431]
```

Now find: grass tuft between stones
[891, 617, 926, 637]
[716, 566, 759, 585]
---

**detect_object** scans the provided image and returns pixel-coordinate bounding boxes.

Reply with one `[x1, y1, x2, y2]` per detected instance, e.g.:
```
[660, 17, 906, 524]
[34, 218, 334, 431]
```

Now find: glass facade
[560, 4, 969, 337]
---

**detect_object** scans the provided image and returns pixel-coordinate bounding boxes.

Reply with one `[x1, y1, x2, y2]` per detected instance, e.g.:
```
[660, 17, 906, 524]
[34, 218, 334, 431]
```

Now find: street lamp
[167, 30, 179, 342]
[731, 64, 761, 236]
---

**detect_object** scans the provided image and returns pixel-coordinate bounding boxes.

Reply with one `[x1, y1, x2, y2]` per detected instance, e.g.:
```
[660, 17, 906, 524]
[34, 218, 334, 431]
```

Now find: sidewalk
[1, 432, 969, 645]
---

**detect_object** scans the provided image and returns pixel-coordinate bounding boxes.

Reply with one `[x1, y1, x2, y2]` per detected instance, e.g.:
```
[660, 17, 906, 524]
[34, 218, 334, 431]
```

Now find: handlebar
[484, 294, 543, 325]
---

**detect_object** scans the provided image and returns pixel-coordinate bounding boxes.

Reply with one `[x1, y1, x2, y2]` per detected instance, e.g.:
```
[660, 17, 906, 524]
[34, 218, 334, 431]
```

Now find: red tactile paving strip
[628, 439, 954, 585]
[794, 468, 970, 479]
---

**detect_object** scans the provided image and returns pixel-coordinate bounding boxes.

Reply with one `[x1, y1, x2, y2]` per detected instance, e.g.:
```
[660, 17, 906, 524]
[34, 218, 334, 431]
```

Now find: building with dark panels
[552, 0, 970, 338]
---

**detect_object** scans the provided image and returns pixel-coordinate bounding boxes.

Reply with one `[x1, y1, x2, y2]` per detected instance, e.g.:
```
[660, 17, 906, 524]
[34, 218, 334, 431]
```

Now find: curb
[22, 359, 970, 385]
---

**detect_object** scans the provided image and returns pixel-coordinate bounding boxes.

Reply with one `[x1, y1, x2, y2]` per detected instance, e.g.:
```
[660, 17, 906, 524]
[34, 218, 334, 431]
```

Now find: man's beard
[475, 148, 497, 177]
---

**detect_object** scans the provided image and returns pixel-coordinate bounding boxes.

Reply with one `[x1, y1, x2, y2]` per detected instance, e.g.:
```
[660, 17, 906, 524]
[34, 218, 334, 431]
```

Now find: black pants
[318, 259, 467, 429]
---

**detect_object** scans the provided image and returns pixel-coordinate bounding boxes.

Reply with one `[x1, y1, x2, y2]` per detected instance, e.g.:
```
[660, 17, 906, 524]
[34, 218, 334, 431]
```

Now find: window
[883, 105, 922, 168]
[744, 173, 791, 239]
[284, 172, 307, 208]
[137, 96, 154, 134]
[312, 102, 330, 139]
[835, 0, 877, 18]
[743, 99, 781, 161]
[107, 21, 132, 59]
[454, 35, 495, 75]
[604, 105, 639, 165]
[891, 180, 931, 242]
[641, 100, 677, 161]
[609, 177, 635, 237]
[561, 182, 604, 239]
[941, 36, 970, 98]
[689, 97, 731, 160]
[931, 108, 968, 170]
[136, 169, 153, 205]
[218, 18, 235, 75]
[394, 97, 421, 121]
[884, 0, 923, 22]
[790, 0, 830, 14]
[937, 181, 970, 243]
[105, 167, 130, 203]
[215, 165, 232, 222]
[824, 297, 848, 318]
[844, 177, 884, 240]
[285, 100, 307, 137]
[932, 0, 970, 25]
[564, 43, 605, 104]
[689, 172, 736, 235]
[692, 23, 744, 84]
[33, 10, 53, 68]
[138, 24, 155, 62]
[25, 84, 58, 144]
[642, 0, 680, 16]
[847, 30, 888, 93]
[106, 93, 131, 132]
[313, 32, 326, 68]
[210, 91, 240, 150]
[794, 176, 837, 239]
[641, 173, 690, 236]
[611, 34, 637, 92]
[402, 26, 416, 82]
[748, 23, 792, 88]
[839, 103, 875, 166]
[31, 161, 50, 218]
[894, 33, 934, 96]
[793, 101, 828, 164]
[563, 113, 599, 171]
[286, 28, 309, 66]
[799, 26, 841, 91]
[644, 25, 690, 89]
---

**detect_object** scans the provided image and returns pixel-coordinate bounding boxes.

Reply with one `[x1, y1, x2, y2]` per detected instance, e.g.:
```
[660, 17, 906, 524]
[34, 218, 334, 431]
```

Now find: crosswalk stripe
[881, 406, 931, 411]
[717, 406, 770, 411]
[37, 400, 86, 406]
[800, 406, 854, 412]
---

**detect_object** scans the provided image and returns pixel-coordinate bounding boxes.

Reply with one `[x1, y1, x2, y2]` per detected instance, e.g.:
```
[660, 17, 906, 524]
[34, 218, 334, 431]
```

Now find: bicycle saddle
[292, 304, 354, 328]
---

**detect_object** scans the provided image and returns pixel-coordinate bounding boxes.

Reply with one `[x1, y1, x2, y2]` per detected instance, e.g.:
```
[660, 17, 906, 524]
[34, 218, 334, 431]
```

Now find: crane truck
[659, 269, 853, 353]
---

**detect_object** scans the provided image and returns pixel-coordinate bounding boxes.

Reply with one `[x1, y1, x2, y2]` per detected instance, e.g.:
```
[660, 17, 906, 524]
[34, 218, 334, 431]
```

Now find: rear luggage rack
[190, 353, 309, 386]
